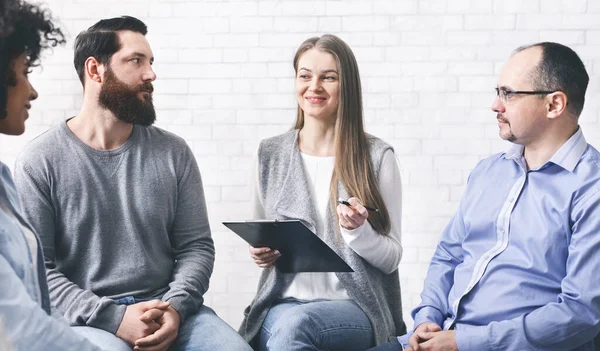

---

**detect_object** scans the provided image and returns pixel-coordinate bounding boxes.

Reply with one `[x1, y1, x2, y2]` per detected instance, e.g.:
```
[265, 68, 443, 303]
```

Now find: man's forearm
[161, 238, 214, 322]
[47, 268, 126, 333]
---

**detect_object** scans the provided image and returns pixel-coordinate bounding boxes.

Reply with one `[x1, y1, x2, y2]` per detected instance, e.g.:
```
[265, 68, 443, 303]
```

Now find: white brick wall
[2, 0, 600, 331]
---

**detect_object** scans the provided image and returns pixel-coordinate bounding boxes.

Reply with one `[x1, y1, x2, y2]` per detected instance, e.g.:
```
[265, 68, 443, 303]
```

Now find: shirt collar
[503, 127, 587, 172]
[504, 143, 524, 161]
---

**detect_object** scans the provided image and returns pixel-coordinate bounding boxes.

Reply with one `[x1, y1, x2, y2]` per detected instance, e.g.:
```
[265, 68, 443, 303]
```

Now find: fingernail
[265, 248, 271, 252]
[275, 250, 280, 255]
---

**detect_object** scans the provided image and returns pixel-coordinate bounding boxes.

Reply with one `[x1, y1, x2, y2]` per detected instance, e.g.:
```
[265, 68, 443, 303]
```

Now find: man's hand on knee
[408, 322, 441, 351]
[115, 300, 170, 346]
[415, 331, 457, 351]
[134, 305, 180, 351]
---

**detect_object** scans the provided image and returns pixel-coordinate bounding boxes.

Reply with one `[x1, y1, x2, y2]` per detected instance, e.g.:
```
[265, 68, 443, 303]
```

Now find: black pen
[337, 200, 379, 212]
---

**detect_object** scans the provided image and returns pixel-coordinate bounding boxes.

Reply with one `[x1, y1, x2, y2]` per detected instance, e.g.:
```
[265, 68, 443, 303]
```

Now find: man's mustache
[138, 83, 154, 94]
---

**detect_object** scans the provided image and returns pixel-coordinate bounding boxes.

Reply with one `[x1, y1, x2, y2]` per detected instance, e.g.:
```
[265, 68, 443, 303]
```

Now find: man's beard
[98, 67, 156, 126]
[497, 113, 516, 142]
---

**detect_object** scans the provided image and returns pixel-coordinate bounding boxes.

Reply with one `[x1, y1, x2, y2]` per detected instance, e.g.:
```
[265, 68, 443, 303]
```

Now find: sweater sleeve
[161, 144, 215, 322]
[0, 253, 106, 351]
[340, 149, 403, 274]
[251, 152, 266, 220]
[13, 157, 127, 334]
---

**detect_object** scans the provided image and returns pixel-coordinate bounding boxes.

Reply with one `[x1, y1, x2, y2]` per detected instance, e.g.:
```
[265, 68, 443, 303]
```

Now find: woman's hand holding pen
[337, 197, 369, 230]
[249, 246, 281, 268]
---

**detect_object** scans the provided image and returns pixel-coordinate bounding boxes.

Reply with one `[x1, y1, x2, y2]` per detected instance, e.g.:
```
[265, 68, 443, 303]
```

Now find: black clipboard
[223, 220, 353, 273]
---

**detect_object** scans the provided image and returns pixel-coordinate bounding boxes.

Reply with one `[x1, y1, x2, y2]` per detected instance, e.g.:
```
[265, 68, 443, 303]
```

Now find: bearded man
[14, 16, 251, 351]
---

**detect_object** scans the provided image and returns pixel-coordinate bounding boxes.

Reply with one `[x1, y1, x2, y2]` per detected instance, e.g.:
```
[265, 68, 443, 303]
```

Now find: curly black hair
[0, 0, 65, 118]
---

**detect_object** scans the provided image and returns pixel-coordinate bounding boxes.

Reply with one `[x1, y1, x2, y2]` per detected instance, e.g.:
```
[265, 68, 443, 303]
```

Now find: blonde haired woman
[240, 34, 406, 351]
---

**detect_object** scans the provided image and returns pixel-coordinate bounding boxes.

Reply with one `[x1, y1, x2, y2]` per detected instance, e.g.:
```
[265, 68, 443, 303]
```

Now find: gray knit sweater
[14, 120, 215, 334]
[239, 130, 406, 347]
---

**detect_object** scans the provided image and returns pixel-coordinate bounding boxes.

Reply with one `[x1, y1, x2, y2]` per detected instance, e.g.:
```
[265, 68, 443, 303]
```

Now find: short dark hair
[515, 42, 589, 118]
[0, 0, 64, 118]
[73, 15, 147, 85]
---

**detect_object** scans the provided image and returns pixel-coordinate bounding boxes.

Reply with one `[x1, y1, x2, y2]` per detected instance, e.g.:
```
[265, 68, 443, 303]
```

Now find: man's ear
[84, 57, 105, 83]
[546, 91, 568, 120]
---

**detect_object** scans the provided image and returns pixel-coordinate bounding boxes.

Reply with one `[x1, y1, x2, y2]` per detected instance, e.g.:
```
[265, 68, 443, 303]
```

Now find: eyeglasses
[494, 87, 557, 103]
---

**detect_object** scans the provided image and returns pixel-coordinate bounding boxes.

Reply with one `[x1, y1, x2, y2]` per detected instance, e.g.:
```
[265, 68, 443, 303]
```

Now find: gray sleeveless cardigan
[239, 130, 406, 347]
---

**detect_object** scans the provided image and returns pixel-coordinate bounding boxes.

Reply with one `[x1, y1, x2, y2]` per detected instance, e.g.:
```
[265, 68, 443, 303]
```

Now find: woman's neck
[298, 118, 336, 156]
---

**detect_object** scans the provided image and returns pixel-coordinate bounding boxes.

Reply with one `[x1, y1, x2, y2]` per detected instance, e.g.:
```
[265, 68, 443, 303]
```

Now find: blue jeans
[74, 298, 251, 351]
[258, 299, 374, 351]
[72, 326, 131, 351]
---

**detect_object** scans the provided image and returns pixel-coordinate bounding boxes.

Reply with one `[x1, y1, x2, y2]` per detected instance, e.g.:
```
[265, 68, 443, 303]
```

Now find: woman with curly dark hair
[0, 1, 103, 349]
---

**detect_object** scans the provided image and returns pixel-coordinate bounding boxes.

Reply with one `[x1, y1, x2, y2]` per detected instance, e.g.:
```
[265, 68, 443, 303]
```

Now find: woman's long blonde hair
[292, 34, 391, 235]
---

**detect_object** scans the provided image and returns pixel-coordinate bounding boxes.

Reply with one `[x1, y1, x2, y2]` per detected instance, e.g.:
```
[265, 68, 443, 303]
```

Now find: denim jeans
[258, 299, 374, 351]
[72, 326, 131, 351]
[74, 297, 251, 351]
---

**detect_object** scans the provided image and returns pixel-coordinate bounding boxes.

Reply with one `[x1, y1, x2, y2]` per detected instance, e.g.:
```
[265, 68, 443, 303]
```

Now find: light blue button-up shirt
[0, 162, 102, 350]
[401, 128, 600, 351]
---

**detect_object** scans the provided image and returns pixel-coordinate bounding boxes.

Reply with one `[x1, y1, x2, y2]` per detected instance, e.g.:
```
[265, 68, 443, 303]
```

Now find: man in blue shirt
[370, 42, 600, 351]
